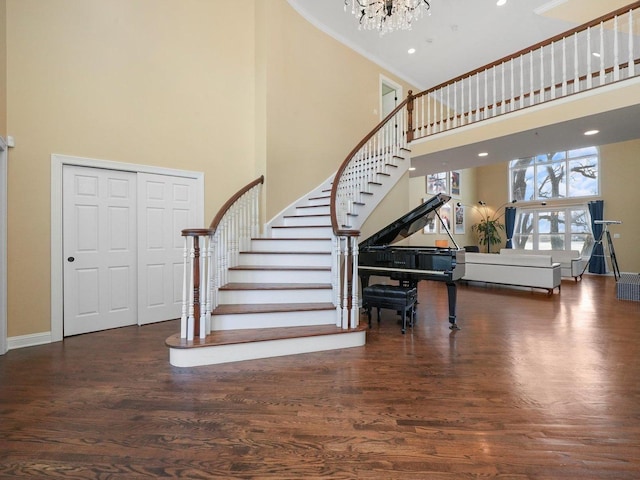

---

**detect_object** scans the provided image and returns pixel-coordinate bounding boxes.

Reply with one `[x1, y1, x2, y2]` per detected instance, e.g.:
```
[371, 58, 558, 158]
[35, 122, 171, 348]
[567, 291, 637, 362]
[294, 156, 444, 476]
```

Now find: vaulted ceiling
[288, 0, 640, 172]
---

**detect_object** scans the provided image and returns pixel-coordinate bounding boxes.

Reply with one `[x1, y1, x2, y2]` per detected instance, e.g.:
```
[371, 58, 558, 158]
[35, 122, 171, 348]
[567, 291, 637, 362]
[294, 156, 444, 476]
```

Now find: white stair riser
[218, 288, 332, 304]
[271, 226, 333, 238]
[212, 309, 336, 330]
[296, 205, 329, 215]
[169, 330, 366, 367]
[283, 216, 331, 227]
[238, 252, 331, 267]
[228, 269, 331, 283]
[250, 239, 332, 253]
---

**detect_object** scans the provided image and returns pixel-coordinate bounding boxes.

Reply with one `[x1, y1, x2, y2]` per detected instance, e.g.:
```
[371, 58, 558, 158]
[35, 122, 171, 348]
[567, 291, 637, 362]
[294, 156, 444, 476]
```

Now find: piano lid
[359, 193, 452, 249]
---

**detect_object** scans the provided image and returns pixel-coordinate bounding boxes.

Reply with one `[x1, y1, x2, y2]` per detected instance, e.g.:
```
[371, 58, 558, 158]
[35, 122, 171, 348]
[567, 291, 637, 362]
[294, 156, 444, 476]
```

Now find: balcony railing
[409, 2, 640, 140]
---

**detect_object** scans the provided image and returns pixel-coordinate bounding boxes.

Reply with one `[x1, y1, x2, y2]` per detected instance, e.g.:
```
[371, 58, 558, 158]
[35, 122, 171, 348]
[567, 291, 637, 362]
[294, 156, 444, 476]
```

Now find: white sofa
[499, 248, 588, 280]
[463, 252, 561, 294]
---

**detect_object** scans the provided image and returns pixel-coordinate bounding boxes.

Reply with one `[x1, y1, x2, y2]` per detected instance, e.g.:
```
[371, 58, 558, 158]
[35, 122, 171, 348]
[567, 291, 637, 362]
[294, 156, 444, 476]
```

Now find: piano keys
[358, 193, 465, 329]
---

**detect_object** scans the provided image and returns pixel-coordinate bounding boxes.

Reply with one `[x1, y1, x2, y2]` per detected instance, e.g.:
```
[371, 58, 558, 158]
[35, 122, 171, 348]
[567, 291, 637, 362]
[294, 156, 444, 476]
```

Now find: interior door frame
[379, 74, 403, 121]
[0, 137, 7, 355]
[51, 154, 204, 342]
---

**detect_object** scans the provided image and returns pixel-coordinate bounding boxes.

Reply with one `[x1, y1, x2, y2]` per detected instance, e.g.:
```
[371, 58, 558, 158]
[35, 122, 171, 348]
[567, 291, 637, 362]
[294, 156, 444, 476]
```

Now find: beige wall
[475, 139, 640, 272]
[5, 0, 415, 338]
[6, 0, 258, 337]
[261, 1, 414, 219]
[0, 0, 6, 136]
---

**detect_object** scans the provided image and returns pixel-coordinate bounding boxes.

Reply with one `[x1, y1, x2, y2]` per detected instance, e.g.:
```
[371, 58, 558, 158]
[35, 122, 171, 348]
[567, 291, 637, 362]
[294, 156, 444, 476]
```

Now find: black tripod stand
[584, 220, 621, 280]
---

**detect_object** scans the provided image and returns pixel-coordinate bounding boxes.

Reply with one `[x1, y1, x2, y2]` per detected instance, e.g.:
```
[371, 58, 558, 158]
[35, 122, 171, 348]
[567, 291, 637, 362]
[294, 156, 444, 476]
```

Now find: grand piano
[358, 193, 465, 330]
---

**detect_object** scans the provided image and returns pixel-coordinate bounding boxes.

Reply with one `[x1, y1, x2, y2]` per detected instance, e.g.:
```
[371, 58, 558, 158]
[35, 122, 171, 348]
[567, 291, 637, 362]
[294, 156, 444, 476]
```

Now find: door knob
[67, 257, 75, 262]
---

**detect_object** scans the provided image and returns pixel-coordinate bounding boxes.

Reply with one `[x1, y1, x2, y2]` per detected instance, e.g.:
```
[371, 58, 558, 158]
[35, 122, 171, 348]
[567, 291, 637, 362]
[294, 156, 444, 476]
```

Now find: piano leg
[446, 281, 460, 330]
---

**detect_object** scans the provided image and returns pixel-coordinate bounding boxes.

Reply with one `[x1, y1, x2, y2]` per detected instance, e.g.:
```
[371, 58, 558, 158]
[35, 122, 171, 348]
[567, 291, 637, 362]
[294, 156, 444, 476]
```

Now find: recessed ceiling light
[478, 152, 489, 157]
[584, 129, 599, 136]
[408, 48, 416, 54]
[496, 0, 507, 6]
[593, 52, 601, 57]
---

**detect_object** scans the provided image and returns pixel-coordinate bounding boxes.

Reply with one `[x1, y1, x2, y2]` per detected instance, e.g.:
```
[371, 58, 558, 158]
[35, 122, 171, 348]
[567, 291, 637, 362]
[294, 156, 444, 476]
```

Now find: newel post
[406, 90, 415, 143]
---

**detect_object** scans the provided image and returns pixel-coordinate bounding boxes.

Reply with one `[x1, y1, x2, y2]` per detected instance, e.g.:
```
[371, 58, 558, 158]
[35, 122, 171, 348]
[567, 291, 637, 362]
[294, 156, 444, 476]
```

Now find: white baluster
[199, 235, 207, 339]
[427, 92, 431, 135]
[492, 65, 496, 117]
[468, 75, 472, 124]
[614, 15, 620, 81]
[453, 80, 457, 127]
[350, 236, 359, 329]
[446, 86, 450, 130]
[333, 235, 341, 326]
[529, 51, 534, 105]
[600, 22, 605, 85]
[550, 41, 556, 99]
[187, 237, 195, 341]
[540, 46, 545, 102]
[575, 32, 581, 93]
[476, 72, 481, 121]
[519, 55, 524, 109]
[629, 9, 635, 77]
[509, 59, 514, 112]
[500, 62, 505, 114]
[562, 37, 567, 96]
[180, 236, 188, 339]
[341, 236, 348, 329]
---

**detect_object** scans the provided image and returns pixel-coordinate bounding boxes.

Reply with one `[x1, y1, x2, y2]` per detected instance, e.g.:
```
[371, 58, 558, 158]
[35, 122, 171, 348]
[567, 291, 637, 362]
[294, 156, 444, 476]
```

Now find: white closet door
[137, 173, 199, 325]
[63, 166, 137, 336]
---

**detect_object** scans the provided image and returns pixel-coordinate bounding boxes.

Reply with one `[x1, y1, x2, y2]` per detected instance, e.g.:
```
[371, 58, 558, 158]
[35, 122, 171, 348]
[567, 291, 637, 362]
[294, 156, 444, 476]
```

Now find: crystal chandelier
[345, 0, 431, 36]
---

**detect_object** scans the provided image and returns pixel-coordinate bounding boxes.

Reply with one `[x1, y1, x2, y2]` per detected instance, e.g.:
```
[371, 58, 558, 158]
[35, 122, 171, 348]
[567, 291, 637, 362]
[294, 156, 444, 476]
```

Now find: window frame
[509, 146, 600, 203]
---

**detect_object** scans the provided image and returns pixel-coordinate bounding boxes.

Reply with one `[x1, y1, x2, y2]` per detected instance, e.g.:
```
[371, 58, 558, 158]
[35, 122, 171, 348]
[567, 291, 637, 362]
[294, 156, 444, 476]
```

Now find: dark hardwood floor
[1, 275, 640, 479]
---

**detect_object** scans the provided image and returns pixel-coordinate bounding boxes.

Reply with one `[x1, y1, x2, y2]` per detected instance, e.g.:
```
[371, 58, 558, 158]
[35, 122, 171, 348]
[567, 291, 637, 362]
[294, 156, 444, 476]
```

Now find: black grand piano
[358, 193, 465, 330]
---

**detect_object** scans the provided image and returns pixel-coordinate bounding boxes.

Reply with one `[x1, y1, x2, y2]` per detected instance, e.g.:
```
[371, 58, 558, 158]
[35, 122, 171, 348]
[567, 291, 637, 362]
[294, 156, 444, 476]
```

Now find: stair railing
[180, 176, 264, 341]
[410, 2, 640, 140]
[330, 98, 413, 330]
[330, 2, 639, 331]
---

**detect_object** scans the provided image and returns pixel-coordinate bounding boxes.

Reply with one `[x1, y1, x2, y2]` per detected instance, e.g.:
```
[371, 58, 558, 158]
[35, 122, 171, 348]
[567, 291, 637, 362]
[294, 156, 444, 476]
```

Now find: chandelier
[345, 0, 431, 36]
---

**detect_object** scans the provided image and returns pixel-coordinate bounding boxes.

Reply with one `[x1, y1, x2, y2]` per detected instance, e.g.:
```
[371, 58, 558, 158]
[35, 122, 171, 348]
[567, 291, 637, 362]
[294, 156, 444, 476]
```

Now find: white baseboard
[8, 331, 52, 350]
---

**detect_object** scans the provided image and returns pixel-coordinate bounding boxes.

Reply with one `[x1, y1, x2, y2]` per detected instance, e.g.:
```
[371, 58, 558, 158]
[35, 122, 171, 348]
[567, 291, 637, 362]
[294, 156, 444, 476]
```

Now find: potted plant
[470, 200, 514, 253]
[471, 215, 504, 253]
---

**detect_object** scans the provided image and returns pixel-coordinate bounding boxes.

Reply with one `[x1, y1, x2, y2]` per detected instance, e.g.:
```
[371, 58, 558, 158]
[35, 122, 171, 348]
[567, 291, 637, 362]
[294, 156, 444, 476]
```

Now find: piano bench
[362, 284, 418, 334]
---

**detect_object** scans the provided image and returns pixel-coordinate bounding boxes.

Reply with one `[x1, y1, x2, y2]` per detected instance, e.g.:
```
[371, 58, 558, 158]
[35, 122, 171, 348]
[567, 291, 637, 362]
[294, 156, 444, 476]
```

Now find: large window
[512, 206, 592, 252]
[509, 147, 598, 252]
[509, 146, 599, 201]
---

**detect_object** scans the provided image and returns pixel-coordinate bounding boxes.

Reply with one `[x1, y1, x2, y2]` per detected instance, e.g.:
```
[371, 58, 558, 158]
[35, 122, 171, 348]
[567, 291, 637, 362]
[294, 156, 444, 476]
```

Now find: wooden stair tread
[252, 237, 331, 241]
[272, 225, 331, 228]
[283, 213, 330, 218]
[219, 283, 331, 291]
[213, 302, 335, 315]
[239, 250, 330, 255]
[166, 322, 368, 349]
[229, 265, 330, 271]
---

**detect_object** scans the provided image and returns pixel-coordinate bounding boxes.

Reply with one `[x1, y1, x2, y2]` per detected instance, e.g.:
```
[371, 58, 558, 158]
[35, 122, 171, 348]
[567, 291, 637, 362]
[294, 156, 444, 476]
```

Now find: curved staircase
[167, 147, 412, 367]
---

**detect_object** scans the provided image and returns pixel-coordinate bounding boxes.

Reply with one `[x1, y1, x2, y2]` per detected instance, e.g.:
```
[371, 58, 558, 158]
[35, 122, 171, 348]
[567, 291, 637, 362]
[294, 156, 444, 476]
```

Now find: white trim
[410, 75, 640, 148]
[0, 137, 7, 355]
[51, 154, 205, 343]
[169, 330, 366, 367]
[286, 1, 426, 90]
[380, 74, 403, 121]
[8, 331, 52, 351]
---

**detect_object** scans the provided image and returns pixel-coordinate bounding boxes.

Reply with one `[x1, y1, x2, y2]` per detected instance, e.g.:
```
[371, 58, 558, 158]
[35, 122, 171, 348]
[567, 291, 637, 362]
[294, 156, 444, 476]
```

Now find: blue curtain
[588, 200, 606, 274]
[504, 207, 516, 249]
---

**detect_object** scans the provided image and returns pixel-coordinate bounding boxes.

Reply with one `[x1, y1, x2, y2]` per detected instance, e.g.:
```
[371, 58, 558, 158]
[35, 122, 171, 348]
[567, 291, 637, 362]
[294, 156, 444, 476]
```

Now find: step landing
[166, 322, 368, 367]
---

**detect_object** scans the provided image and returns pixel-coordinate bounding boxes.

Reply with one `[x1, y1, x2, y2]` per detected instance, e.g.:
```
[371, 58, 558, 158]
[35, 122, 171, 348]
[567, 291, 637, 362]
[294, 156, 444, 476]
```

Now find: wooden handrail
[329, 92, 413, 234]
[419, 1, 640, 96]
[209, 175, 264, 230]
